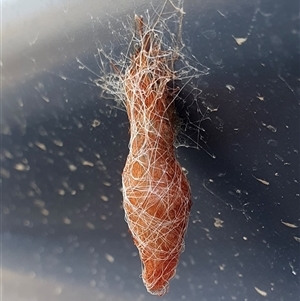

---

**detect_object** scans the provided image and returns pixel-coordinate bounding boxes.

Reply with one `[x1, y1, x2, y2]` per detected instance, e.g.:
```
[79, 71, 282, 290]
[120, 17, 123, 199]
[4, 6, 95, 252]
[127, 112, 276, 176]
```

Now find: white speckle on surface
[262, 122, 277, 132]
[86, 222, 95, 230]
[14, 163, 29, 171]
[252, 175, 270, 186]
[254, 286, 267, 297]
[0, 168, 10, 178]
[63, 217, 71, 225]
[35, 142, 47, 151]
[23, 220, 31, 226]
[53, 139, 63, 147]
[42, 96, 50, 103]
[41, 209, 49, 216]
[82, 160, 94, 167]
[78, 183, 85, 190]
[105, 253, 114, 263]
[34, 199, 45, 208]
[281, 220, 298, 228]
[289, 262, 297, 275]
[68, 164, 77, 172]
[232, 36, 247, 45]
[217, 10, 226, 18]
[214, 217, 224, 228]
[101, 195, 109, 202]
[226, 84, 235, 91]
[91, 119, 101, 127]
[57, 189, 65, 196]
[256, 95, 264, 101]
[3, 150, 13, 159]
[54, 286, 63, 295]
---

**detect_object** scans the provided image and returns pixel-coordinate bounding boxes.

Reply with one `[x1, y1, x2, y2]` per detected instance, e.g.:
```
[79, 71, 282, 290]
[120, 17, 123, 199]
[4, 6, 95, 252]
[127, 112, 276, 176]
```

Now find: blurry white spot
[0, 168, 10, 178]
[206, 233, 212, 240]
[33, 199, 45, 208]
[219, 264, 225, 271]
[42, 96, 50, 103]
[294, 236, 300, 242]
[243, 236, 248, 241]
[53, 139, 63, 147]
[23, 220, 30, 226]
[3, 150, 13, 159]
[35, 142, 47, 151]
[252, 175, 270, 186]
[78, 183, 85, 190]
[254, 286, 267, 297]
[105, 253, 114, 263]
[256, 95, 264, 101]
[68, 164, 77, 172]
[289, 262, 297, 275]
[57, 189, 65, 196]
[217, 10, 227, 18]
[18, 98, 24, 108]
[214, 217, 224, 228]
[266, 125, 277, 132]
[101, 195, 109, 202]
[226, 85, 235, 91]
[281, 220, 298, 228]
[41, 209, 49, 216]
[232, 36, 247, 45]
[14, 163, 29, 171]
[82, 160, 94, 167]
[54, 286, 63, 295]
[92, 120, 101, 127]
[2, 124, 11, 135]
[262, 122, 277, 132]
[86, 222, 95, 230]
[103, 181, 111, 187]
[189, 256, 195, 265]
[63, 217, 71, 224]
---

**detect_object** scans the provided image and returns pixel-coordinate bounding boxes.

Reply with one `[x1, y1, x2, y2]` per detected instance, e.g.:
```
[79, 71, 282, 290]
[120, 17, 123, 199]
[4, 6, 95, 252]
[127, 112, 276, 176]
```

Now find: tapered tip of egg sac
[142, 259, 177, 296]
[145, 282, 169, 296]
[143, 275, 170, 296]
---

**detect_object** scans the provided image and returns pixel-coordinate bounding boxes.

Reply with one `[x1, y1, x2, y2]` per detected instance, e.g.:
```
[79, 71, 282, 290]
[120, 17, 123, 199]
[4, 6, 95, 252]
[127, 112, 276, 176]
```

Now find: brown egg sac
[121, 14, 192, 296]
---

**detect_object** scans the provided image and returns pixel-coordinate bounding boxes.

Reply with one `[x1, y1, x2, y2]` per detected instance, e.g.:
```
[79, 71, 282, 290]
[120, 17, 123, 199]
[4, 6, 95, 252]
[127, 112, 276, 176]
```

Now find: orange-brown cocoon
[122, 16, 192, 296]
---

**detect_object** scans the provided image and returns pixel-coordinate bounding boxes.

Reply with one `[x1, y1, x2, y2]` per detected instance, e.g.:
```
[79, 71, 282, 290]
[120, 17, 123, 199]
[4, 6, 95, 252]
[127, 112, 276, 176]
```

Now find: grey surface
[2, 0, 299, 300]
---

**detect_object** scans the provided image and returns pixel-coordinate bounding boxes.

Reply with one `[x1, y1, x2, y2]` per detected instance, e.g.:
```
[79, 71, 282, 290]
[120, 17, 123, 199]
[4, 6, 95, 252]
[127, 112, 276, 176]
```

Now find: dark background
[2, 0, 299, 300]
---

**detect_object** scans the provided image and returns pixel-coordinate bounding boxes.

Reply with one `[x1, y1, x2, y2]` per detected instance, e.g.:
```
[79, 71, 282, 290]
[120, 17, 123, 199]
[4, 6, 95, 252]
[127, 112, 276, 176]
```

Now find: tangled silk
[121, 9, 192, 296]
